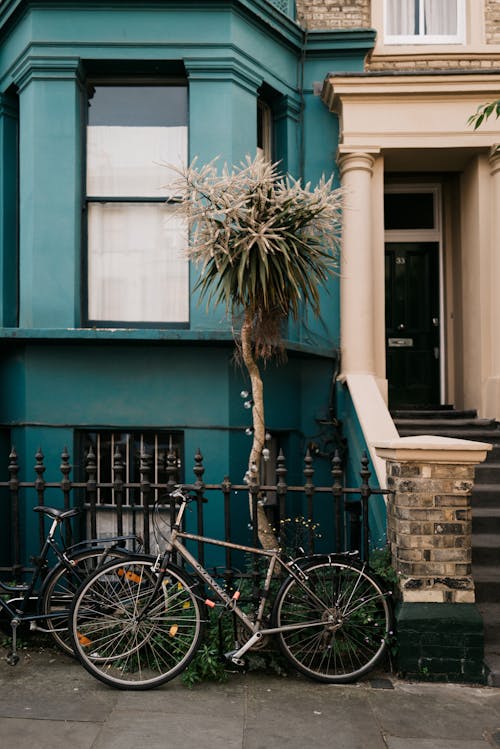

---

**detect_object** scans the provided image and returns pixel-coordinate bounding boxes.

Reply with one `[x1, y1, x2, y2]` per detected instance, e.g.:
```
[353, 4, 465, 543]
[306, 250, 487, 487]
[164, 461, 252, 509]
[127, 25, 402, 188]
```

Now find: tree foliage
[170, 155, 343, 358]
[468, 99, 500, 130]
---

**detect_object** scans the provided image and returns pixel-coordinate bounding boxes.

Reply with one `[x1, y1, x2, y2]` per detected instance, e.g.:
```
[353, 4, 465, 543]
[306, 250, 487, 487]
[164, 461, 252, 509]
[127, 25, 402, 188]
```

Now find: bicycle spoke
[273, 559, 391, 683]
[70, 559, 204, 689]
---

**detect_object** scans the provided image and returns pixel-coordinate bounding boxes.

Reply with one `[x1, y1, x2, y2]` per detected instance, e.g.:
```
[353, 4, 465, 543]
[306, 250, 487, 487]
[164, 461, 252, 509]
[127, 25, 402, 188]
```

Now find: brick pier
[375, 436, 491, 683]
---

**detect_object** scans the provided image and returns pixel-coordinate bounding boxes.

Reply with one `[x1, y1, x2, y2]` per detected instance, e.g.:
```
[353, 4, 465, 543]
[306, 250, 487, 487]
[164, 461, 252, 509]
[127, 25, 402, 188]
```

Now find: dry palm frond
[168, 154, 342, 358]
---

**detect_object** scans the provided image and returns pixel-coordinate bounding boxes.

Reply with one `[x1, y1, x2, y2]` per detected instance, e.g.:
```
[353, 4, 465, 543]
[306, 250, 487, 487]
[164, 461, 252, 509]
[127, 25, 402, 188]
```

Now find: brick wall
[296, 1, 500, 71]
[386, 460, 475, 603]
[295, 0, 370, 30]
[486, 0, 500, 45]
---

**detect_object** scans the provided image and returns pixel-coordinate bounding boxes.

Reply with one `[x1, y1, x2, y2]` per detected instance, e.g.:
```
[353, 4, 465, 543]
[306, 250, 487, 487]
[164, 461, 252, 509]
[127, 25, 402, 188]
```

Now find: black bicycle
[69, 487, 393, 689]
[0, 504, 139, 664]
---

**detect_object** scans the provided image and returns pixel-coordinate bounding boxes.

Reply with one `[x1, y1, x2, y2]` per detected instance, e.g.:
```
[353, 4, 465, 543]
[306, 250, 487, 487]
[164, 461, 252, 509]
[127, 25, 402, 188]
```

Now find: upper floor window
[86, 84, 189, 327]
[384, 0, 465, 45]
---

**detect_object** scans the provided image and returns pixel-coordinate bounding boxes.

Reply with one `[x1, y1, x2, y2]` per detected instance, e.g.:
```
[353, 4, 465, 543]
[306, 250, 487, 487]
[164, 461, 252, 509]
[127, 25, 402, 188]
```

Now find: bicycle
[0, 504, 140, 664]
[69, 486, 393, 690]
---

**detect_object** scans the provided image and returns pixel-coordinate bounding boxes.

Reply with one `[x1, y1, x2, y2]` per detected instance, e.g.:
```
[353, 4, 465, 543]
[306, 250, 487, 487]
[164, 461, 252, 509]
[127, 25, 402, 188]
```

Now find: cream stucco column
[338, 148, 381, 376]
[485, 146, 500, 418]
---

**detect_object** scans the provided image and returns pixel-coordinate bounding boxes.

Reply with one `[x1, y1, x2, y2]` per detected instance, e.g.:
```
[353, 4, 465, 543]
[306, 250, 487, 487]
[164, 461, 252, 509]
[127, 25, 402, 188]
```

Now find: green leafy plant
[369, 545, 398, 589]
[181, 609, 232, 687]
[468, 99, 500, 130]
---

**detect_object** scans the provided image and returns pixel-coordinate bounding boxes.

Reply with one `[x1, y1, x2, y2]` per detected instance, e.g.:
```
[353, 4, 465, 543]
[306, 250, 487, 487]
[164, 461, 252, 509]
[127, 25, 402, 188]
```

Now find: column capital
[337, 147, 380, 178]
[12, 54, 85, 93]
[489, 144, 500, 174]
[184, 57, 261, 96]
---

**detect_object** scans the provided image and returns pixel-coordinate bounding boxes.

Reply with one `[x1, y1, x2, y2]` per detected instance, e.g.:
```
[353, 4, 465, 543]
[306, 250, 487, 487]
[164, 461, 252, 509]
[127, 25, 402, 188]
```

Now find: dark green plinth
[395, 602, 486, 684]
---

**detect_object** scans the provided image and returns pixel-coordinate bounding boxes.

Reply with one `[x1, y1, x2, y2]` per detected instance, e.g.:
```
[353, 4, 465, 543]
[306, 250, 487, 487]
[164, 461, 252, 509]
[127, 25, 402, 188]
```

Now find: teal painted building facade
[0, 0, 377, 563]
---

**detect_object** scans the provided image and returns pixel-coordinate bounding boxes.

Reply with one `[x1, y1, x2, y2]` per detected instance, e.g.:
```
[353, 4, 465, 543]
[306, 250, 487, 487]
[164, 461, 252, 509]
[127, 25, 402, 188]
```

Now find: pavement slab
[0, 645, 499, 749]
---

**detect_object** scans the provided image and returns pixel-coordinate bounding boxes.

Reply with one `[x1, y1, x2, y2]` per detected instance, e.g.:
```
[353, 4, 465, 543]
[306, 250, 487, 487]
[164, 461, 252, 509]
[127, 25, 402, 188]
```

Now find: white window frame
[383, 0, 466, 45]
[85, 83, 189, 328]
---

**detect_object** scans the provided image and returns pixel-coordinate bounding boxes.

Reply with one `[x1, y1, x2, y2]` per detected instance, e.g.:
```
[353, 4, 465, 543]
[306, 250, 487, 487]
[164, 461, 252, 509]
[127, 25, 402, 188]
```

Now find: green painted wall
[0, 0, 376, 566]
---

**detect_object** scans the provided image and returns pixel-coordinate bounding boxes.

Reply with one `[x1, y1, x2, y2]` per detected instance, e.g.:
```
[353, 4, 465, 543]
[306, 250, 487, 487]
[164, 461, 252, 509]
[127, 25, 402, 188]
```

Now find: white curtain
[386, 0, 458, 37]
[386, 0, 416, 35]
[87, 124, 188, 323]
[88, 203, 188, 323]
[424, 0, 457, 35]
[87, 126, 187, 197]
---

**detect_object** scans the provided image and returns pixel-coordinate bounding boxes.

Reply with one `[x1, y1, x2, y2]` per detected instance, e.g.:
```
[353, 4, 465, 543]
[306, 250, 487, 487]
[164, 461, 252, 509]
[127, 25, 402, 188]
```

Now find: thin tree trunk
[241, 311, 278, 550]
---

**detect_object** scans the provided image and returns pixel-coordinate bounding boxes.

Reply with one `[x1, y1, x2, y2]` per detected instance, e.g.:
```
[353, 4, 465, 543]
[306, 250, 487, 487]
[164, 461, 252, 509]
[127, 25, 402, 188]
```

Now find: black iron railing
[0, 446, 390, 578]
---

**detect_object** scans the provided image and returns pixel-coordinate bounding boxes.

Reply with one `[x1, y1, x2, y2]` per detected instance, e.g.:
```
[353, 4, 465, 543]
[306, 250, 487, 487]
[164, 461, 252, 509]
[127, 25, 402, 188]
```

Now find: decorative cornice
[322, 71, 500, 112]
[305, 29, 376, 59]
[1, 1, 303, 49]
[184, 57, 262, 95]
[273, 93, 301, 121]
[11, 53, 85, 92]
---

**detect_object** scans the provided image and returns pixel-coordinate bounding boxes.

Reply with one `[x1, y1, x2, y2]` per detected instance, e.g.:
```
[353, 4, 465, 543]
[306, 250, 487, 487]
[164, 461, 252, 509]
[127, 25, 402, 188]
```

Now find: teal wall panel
[18, 70, 83, 328]
[0, 91, 18, 327]
[336, 382, 387, 552]
[0, 0, 376, 564]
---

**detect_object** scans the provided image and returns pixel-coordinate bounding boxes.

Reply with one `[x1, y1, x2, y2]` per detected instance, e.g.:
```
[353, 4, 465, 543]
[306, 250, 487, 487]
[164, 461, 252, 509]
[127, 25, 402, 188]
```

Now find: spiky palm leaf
[170, 155, 342, 356]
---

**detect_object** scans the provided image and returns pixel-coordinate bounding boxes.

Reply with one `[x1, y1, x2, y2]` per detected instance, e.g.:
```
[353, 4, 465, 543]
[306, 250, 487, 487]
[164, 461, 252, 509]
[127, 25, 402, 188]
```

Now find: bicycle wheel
[70, 558, 205, 689]
[272, 557, 391, 683]
[41, 547, 134, 656]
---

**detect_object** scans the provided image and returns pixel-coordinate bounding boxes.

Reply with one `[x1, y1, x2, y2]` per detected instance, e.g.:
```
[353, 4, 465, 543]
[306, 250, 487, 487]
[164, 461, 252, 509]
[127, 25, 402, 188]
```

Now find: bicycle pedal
[5, 652, 20, 666]
[224, 650, 246, 668]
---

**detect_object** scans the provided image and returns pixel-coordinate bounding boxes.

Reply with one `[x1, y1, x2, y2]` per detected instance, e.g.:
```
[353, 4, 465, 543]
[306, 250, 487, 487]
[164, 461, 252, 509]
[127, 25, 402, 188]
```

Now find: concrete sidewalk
[1, 646, 499, 749]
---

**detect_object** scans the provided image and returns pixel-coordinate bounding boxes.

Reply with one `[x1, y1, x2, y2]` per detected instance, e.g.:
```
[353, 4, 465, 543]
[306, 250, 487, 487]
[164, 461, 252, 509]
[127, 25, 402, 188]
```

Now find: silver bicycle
[69, 486, 392, 689]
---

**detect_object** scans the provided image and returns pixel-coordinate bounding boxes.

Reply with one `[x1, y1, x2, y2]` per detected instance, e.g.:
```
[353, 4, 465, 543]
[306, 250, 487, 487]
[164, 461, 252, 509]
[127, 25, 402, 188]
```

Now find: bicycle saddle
[33, 506, 80, 521]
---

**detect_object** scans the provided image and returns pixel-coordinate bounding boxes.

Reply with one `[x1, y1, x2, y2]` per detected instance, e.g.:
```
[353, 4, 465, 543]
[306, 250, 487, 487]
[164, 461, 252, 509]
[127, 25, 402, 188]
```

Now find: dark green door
[385, 242, 440, 408]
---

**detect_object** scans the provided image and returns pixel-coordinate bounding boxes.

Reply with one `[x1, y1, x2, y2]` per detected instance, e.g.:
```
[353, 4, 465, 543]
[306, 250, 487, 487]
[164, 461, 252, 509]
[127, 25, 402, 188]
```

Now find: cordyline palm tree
[170, 155, 343, 548]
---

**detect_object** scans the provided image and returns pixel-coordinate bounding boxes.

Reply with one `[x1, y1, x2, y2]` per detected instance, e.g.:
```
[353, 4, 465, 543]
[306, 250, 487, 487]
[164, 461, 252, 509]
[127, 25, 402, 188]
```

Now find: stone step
[474, 462, 500, 483]
[471, 484, 500, 507]
[395, 417, 497, 430]
[472, 535, 500, 565]
[473, 565, 500, 603]
[397, 426, 500, 442]
[392, 408, 478, 420]
[472, 508, 500, 534]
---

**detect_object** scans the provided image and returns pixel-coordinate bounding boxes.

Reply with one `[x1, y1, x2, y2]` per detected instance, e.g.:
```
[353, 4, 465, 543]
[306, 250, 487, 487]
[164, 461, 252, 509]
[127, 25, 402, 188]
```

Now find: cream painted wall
[459, 155, 492, 414]
[323, 72, 500, 418]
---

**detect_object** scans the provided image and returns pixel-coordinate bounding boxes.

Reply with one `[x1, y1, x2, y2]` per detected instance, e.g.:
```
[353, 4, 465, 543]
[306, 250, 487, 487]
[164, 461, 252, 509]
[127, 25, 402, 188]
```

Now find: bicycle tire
[70, 558, 205, 689]
[272, 556, 392, 683]
[41, 546, 135, 655]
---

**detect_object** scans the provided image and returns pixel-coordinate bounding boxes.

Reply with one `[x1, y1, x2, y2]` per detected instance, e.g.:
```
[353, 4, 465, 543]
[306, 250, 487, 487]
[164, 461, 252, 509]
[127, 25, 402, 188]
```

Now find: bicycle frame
[156, 494, 346, 665]
[0, 513, 79, 625]
[0, 507, 139, 664]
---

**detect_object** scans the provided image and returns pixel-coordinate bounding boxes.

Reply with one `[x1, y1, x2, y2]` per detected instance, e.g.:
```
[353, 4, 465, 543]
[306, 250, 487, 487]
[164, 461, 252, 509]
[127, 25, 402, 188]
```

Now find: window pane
[384, 192, 435, 230]
[88, 203, 188, 323]
[87, 124, 187, 197]
[88, 87, 187, 127]
[385, 0, 460, 38]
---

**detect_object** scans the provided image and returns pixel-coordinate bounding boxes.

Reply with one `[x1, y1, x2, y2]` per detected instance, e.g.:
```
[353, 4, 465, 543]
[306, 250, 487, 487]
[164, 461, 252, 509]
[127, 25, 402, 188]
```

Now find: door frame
[384, 183, 444, 404]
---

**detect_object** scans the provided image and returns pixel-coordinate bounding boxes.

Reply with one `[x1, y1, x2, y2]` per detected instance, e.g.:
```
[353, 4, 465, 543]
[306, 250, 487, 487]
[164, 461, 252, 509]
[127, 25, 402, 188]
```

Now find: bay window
[86, 84, 188, 326]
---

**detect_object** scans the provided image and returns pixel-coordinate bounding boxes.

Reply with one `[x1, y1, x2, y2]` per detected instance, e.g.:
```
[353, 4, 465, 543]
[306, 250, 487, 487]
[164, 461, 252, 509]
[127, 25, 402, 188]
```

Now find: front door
[385, 242, 440, 408]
